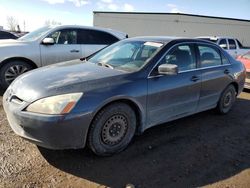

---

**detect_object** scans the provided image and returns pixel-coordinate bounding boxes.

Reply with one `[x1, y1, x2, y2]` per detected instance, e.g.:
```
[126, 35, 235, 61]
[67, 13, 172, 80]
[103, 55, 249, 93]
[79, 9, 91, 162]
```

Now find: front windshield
[18, 26, 52, 41]
[88, 40, 164, 72]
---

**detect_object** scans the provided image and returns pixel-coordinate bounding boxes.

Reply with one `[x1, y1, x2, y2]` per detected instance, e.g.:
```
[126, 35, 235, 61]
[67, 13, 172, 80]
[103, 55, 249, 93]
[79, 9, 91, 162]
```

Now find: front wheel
[88, 103, 136, 156]
[0, 60, 33, 89]
[216, 85, 236, 114]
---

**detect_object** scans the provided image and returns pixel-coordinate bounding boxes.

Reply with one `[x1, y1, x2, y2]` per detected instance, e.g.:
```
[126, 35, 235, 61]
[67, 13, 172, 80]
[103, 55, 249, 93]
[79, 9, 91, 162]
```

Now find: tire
[88, 102, 136, 156]
[216, 84, 236, 114]
[0, 60, 33, 89]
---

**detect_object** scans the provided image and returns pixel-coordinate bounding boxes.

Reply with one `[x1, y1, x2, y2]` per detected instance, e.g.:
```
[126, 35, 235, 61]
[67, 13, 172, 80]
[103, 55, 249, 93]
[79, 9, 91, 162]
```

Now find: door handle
[70, 49, 80, 53]
[191, 76, 199, 82]
[224, 69, 230, 74]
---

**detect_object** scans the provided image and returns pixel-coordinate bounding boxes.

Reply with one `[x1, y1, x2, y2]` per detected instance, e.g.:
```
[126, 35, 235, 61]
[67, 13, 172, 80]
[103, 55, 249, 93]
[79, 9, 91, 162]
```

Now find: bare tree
[6, 16, 18, 31]
[44, 19, 61, 26]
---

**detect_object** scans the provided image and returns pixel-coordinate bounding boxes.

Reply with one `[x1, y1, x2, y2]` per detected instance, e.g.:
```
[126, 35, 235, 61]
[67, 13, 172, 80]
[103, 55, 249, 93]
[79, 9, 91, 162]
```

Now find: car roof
[48, 25, 128, 39]
[198, 36, 236, 40]
[125, 36, 216, 45]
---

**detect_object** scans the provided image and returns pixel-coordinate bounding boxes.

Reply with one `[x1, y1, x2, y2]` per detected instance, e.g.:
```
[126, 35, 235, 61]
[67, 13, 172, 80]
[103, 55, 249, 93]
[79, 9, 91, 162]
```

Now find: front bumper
[3, 92, 92, 150]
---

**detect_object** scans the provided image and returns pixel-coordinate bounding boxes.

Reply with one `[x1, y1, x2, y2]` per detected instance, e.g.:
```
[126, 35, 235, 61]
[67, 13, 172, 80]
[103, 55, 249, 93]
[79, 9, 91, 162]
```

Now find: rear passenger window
[78, 29, 119, 45]
[198, 45, 222, 68]
[159, 44, 196, 72]
[222, 54, 230, 65]
[228, 39, 236, 49]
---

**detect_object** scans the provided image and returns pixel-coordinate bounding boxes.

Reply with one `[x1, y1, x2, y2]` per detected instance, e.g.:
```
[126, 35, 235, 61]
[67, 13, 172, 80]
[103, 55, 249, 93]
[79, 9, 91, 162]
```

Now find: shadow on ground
[37, 97, 250, 187]
[0, 89, 4, 96]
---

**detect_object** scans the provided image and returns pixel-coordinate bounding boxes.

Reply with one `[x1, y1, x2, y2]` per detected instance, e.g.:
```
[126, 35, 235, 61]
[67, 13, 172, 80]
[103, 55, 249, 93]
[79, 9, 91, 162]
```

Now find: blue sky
[0, 0, 250, 31]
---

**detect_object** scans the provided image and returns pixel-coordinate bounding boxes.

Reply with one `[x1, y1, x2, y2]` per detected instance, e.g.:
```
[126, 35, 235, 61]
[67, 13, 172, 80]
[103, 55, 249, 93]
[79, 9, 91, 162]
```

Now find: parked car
[0, 25, 128, 89]
[3, 37, 245, 156]
[0, 30, 18, 40]
[198, 36, 250, 58]
[237, 51, 250, 88]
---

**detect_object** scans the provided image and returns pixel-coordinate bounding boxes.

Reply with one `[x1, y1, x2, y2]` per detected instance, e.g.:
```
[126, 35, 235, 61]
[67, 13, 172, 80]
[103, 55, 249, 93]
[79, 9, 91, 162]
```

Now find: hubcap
[223, 92, 232, 108]
[101, 114, 128, 146]
[5, 65, 29, 84]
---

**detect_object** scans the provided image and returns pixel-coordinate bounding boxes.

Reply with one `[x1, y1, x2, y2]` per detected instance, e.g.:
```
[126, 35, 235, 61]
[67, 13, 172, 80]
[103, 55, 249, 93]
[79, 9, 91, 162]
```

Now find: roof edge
[93, 11, 250, 23]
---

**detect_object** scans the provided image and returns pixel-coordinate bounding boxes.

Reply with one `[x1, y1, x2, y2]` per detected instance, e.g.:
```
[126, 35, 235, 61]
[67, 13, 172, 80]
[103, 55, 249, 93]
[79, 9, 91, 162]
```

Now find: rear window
[198, 45, 222, 68]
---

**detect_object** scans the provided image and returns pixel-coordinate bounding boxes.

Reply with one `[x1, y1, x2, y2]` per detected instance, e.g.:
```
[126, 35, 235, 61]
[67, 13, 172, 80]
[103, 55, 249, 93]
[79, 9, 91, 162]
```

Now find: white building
[93, 12, 250, 46]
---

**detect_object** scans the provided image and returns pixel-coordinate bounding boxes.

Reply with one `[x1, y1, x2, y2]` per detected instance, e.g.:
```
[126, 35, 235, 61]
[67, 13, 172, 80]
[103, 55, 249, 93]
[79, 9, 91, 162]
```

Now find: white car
[0, 25, 128, 89]
[198, 36, 250, 58]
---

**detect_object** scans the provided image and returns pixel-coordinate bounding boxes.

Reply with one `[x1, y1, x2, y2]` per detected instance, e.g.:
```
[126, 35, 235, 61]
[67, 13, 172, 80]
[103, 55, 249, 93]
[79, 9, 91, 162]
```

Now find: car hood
[237, 57, 250, 70]
[10, 60, 127, 102]
[0, 39, 31, 47]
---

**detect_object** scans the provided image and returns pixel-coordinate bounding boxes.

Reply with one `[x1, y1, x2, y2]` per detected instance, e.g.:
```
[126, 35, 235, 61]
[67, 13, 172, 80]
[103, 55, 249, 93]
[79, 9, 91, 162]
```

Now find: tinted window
[228, 39, 236, 49]
[159, 44, 196, 72]
[48, 29, 77, 44]
[198, 45, 222, 67]
[78, 29, 119, 45]
[219, 39, 227, 49]
[0, 31, 17, 39]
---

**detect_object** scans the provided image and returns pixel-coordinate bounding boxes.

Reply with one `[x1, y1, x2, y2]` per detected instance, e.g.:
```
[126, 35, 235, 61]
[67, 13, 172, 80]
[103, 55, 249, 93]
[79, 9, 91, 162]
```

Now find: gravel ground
[0, 90, 250, 188]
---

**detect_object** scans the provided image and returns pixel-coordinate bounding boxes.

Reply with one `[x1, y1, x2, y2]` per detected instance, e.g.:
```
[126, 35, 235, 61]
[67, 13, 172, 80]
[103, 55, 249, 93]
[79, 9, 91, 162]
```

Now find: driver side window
[159, 44, 196, 72]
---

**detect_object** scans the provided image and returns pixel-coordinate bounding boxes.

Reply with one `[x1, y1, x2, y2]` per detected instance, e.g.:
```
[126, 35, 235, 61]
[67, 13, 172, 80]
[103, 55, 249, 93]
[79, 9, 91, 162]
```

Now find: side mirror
[158, 64, 178, 75]
[42, 37, 55, 45]
[219, 44, 227, 49]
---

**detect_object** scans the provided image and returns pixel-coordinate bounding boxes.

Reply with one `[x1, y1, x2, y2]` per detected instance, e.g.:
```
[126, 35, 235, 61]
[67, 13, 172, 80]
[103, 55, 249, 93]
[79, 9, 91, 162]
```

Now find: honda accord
[3, 37, 246, 156]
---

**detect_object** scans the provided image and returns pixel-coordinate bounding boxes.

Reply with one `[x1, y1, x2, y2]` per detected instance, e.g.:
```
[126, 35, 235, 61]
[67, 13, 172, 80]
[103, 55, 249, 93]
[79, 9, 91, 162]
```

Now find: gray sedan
[3, 37, 246, 156]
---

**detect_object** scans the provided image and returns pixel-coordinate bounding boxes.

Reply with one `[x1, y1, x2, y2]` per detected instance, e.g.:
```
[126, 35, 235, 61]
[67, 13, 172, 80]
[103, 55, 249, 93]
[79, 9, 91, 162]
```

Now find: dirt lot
[0, 89, 250, 188]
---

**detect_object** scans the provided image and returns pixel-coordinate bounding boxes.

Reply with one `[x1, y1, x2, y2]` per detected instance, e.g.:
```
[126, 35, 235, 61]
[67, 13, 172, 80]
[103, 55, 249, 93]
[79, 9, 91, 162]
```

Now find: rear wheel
[88, 103, 136, 156]
[216, 84, 236, 114]
[0, 60, 33, 89]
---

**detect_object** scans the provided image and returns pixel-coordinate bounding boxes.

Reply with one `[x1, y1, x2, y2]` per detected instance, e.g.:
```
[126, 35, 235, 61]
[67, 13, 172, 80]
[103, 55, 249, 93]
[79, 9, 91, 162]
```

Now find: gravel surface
[0, 90, 250, 188]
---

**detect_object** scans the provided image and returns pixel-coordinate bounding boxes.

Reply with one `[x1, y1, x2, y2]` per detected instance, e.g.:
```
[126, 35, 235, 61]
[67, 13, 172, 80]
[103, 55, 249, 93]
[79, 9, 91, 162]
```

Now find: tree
[6, 16, 18, 31]
[44, 20, 61, 26]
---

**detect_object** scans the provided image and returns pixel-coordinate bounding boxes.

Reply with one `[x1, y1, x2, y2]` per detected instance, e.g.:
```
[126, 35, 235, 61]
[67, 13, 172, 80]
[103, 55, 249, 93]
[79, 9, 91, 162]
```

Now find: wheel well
[92, 99, 142, 133]
[0, 57, 38, 69]
[231, 82, 239, 95]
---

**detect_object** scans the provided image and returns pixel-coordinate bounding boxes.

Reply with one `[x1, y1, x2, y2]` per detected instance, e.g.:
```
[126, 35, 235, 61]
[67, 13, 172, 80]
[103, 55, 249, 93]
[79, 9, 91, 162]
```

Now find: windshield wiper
[97, 62, 114, 69]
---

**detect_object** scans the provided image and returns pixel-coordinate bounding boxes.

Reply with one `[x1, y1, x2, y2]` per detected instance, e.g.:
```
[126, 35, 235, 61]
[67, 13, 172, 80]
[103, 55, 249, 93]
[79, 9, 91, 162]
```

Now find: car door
[77, 29, 120, 58]
[147, 43, 201, 127]
[196, 43, 232, 111]
[40, 29, 82, 66]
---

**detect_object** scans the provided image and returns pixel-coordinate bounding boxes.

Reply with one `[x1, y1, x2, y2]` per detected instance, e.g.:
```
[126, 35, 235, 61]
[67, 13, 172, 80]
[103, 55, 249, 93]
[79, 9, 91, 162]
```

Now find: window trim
[148, 41, 231, 78]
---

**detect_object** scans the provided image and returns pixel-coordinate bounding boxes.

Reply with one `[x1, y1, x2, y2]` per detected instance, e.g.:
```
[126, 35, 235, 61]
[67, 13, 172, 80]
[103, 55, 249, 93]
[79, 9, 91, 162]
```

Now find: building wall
[94, 12, 250, 46]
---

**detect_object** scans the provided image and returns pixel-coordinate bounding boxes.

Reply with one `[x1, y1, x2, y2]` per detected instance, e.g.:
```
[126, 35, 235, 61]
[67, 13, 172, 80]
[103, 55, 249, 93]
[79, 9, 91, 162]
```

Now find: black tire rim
[223, 91, 232, 108]
[101, 114, 128, 146]
[4, 65, 29, 84]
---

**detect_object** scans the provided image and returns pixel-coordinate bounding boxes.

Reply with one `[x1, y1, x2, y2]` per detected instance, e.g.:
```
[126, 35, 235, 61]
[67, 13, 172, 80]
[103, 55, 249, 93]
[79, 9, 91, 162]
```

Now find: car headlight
[26, 93, 83, 115]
